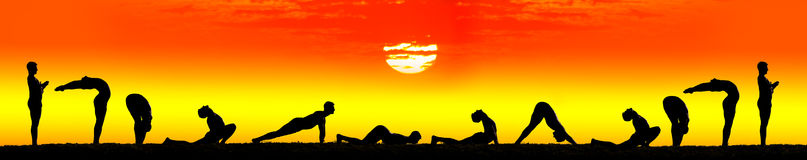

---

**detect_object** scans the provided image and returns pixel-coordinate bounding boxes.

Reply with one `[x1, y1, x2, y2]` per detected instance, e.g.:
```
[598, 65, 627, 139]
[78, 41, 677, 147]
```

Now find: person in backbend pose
[55, 76, 110, 144]
[663, 96, 689, 147]
[514, 102, 577, 145]
[336, 125, 421, 144]
[164, 105, 236, 144]
[27, 62, 49, 146]
[757, 61, 779, 146]
[683, 78, 738, 146]
[252, 101, 335, 143]
[431, 110, 498, 145]
[126, 94, 153, 144]
[591, 108, 661, 149]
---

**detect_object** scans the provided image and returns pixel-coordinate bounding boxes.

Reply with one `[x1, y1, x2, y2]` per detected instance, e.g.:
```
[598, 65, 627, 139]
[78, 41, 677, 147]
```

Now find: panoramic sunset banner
[1, 0, 806, 147]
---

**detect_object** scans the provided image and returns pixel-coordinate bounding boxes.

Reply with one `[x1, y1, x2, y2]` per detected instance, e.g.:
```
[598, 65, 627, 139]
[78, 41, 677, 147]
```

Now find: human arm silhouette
[41, 81, 49, 90]
[319, 121, 326, 143]
[55, 77, 95, 91]
[772, 81, 779, 91]
[684, 79, 723, 94]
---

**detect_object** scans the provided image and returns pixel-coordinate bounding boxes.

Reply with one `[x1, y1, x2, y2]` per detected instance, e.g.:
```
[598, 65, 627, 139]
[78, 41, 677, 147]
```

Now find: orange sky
[0, 0, 806, 146]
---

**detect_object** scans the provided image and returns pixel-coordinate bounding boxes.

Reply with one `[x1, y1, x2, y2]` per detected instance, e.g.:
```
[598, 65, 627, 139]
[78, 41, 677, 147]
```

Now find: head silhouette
[323, 101, 335, 115]
[622, 108, 637, 121]
[198, 105, 213, 118]
[552, 131, 566, 142]
[758, 61, 768, 75]
[408, 131, 422, 143]
[471, 110, 487, 123]
[27, 62, 37, 75]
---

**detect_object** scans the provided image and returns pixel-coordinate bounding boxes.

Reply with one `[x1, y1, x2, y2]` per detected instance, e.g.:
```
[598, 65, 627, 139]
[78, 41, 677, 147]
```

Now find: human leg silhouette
[515, 110, 543, 144]
[431, 136, 460, 144]
[643, 127, 661, 146]
[722, 96, 738, 147]
[253, 118, 306, 143]
[29, 103, 41, 146]
[220, 124, 236, 143]
[759, 103, 771, 146]
[93, 93, 109, 144]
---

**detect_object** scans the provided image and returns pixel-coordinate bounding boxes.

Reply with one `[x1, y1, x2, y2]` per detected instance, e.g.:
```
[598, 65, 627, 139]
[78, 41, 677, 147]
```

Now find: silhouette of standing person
[252, 101, 335, 143]
[757, 61, 779, 146]
[164, 105, 236, 144]
[514, 102, 576, 145]
[27, 62, 49, 146]
[336, 125, 421, 144]
[431, 110, 498, 145]
[126, 94, 153, 144]
[591, 108, 660, 149]
[55, 76, 110, 144]
[684, 78, 738, 146]
[663, 96, 689, 147]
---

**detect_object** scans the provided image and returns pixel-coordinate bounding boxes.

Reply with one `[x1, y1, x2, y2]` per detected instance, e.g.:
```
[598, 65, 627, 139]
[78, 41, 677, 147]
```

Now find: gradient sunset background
[1, 0, 806, 146]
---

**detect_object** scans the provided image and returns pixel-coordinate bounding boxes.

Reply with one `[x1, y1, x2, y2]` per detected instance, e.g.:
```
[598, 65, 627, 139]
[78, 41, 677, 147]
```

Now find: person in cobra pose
[163, 105, 236, 144]
[336, 125, 421, 144]
[431, 110, 498, 145]
[683, 78, 738, 146]
[252, 101, 335, 143]
[126, 94, 153, 144]
[757, 61, 779, 146]
[27, 62, 49, 146]
[514, 102, 576, 145]
[663, 96, 689, 147]
[55, 76, 110, 144]
[590, 108, 661, 149]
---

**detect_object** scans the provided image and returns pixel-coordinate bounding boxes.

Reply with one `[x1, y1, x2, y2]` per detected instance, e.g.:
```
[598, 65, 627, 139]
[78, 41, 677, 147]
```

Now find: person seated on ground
[336, 125, 421, 144]
[663, 96, 689, 147]
[252, 101, 335, 143]
[126, 94, 153, 144]
[590, 108, 661, 149]
[514, 102, 576, 144]
[164, 105, 236, 144]
[431, 110, 498, 144]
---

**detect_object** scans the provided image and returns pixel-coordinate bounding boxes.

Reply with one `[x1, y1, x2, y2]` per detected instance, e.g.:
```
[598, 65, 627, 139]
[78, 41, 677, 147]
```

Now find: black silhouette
[26, 62, 49, 146]
[336, 125, 421, 144]
[54, 76, 110, 144]
[163, 105, 236, 144]
[684, 78, 738, 146]
[514, 102, 576, 145]
[590, 108, 660, 149]
[663, 96, 689, 147]
[126, 94, 153, 144]
[431, 110, 498, 145]
[252, 101, 335, 143]
[757, 61, 779, 146]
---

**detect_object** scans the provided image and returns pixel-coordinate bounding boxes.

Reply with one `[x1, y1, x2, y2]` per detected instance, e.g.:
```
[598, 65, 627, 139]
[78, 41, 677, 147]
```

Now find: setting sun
[383, 43, 438, 74]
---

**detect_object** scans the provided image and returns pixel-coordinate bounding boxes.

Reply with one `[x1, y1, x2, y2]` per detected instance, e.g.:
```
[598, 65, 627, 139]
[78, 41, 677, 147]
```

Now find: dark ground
[2, 143, 806, 160]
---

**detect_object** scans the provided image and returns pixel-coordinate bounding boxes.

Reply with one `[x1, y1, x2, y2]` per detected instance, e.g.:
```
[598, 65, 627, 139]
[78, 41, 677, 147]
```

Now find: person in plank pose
[252, 101, 335, 143]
